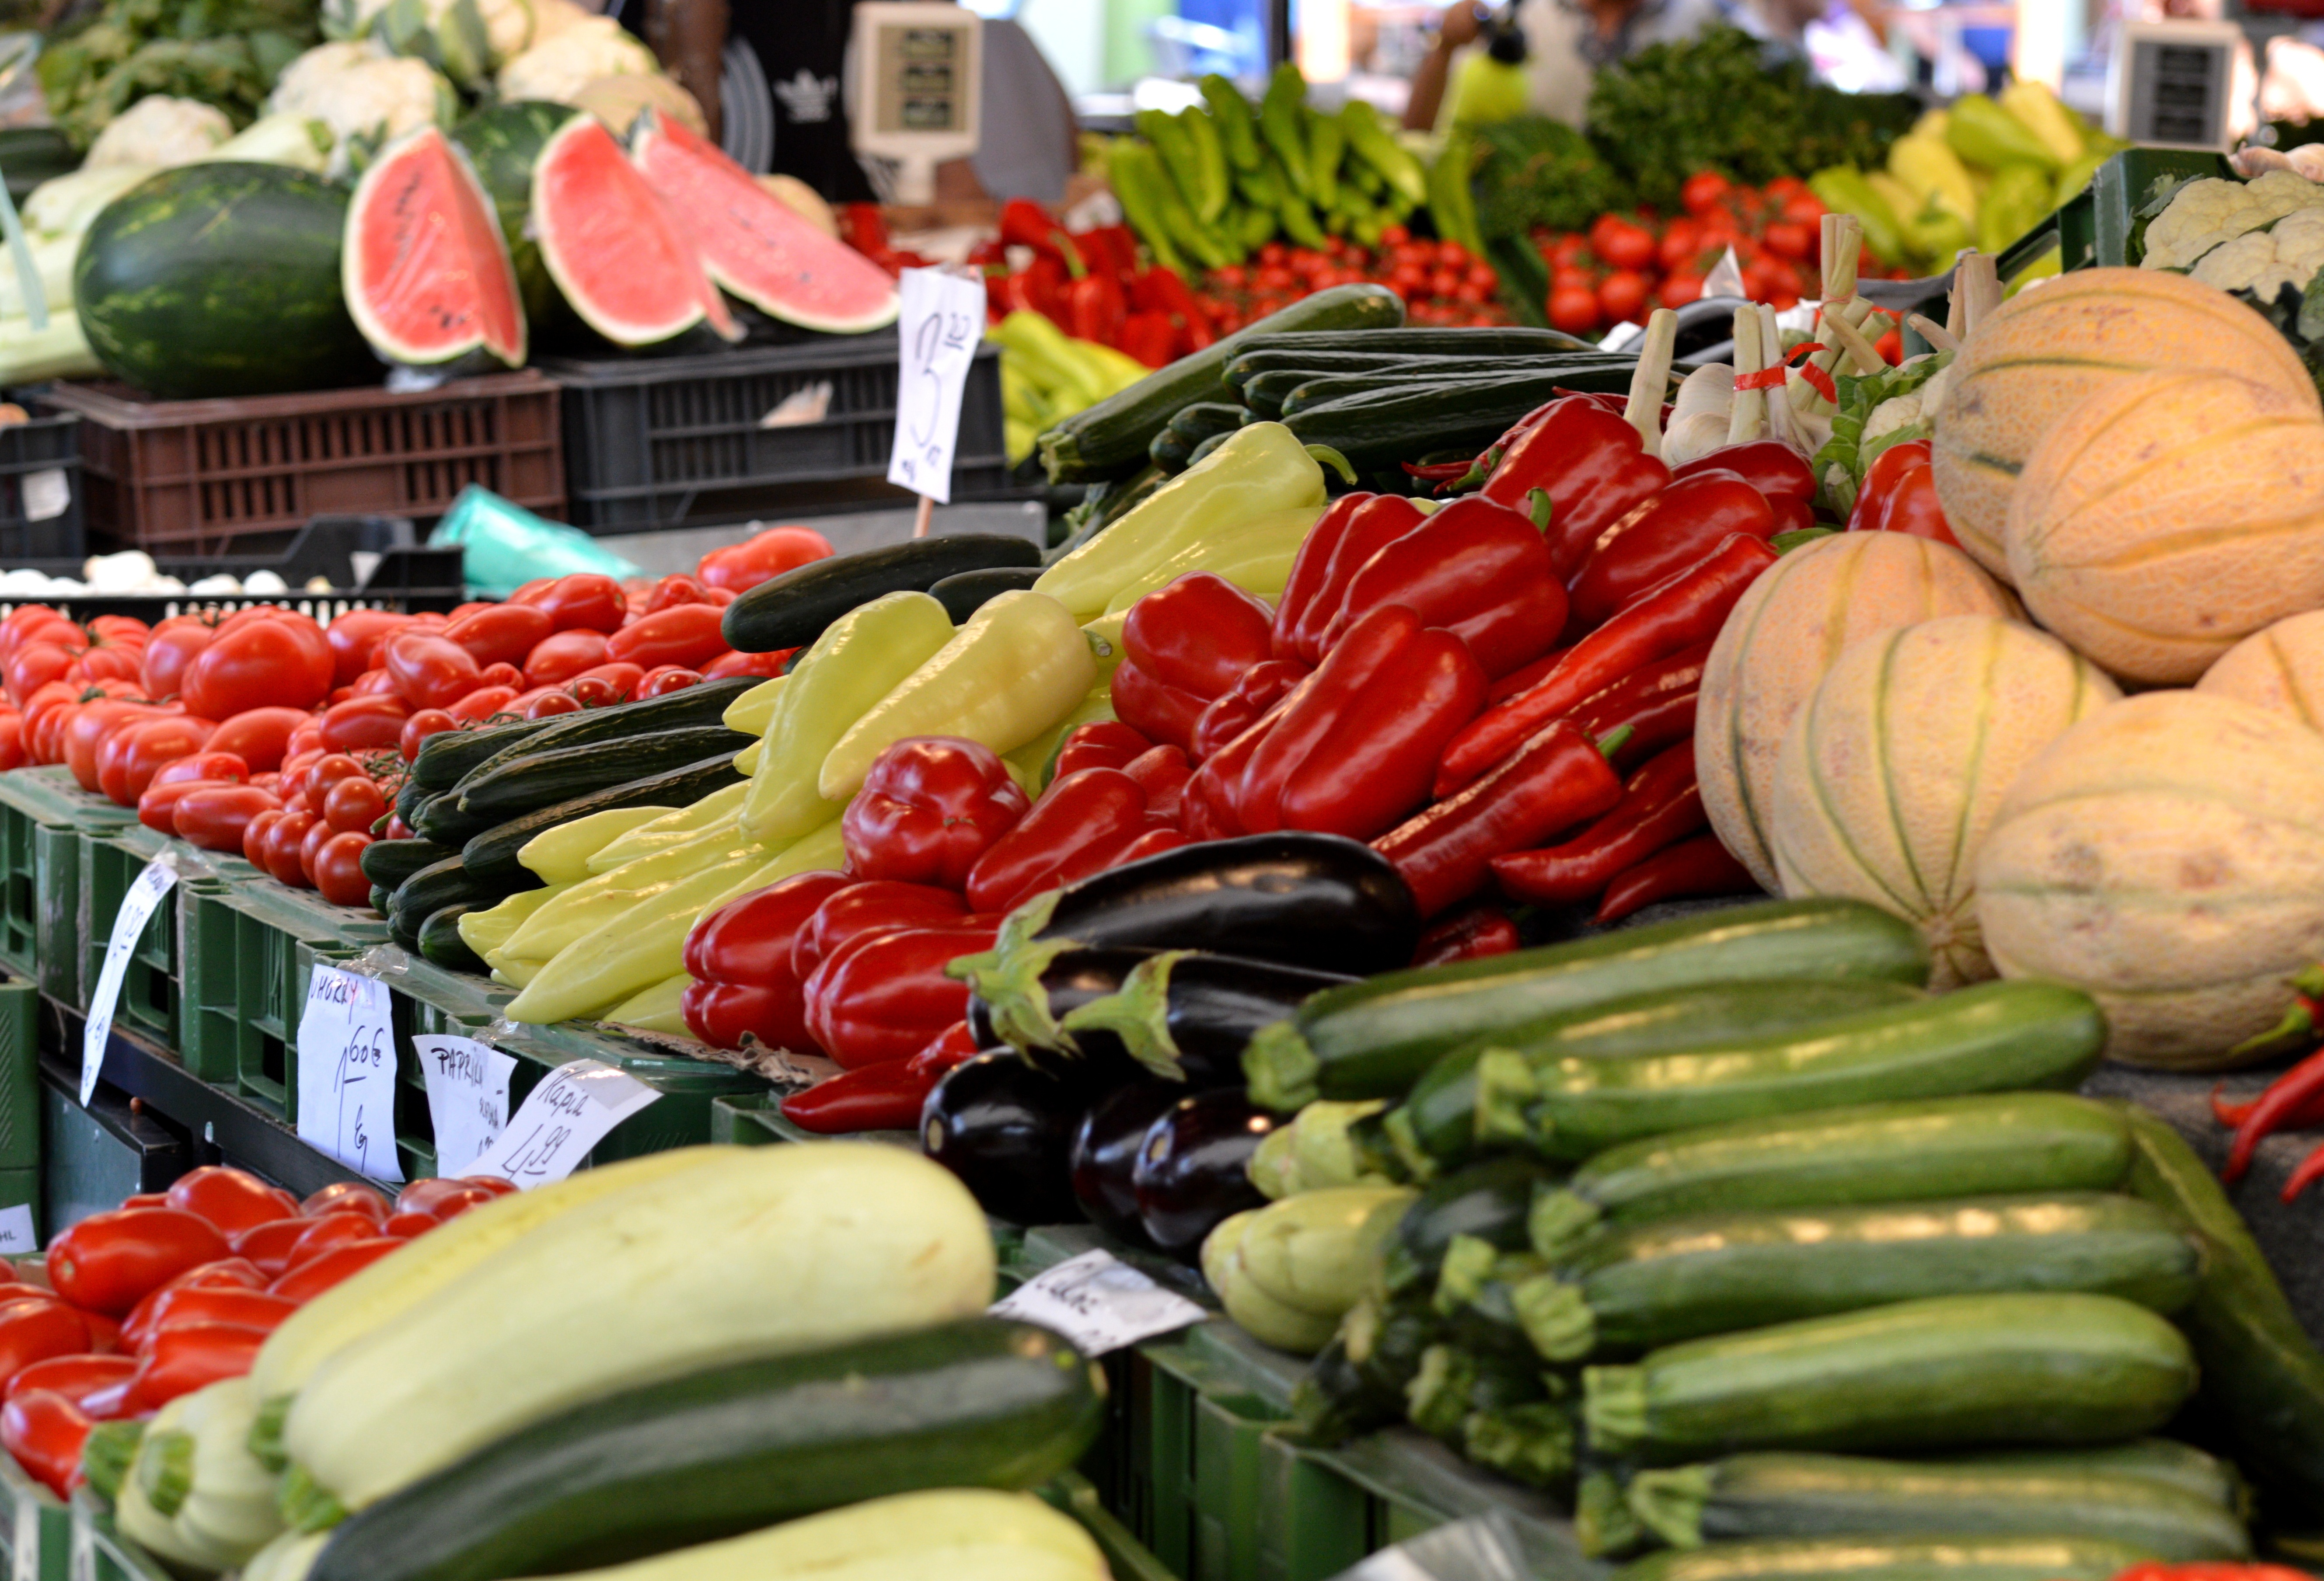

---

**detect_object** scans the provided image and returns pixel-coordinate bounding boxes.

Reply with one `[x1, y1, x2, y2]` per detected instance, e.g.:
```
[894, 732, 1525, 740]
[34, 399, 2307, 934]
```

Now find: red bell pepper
[1067, 272, 1127, 347]
[1672, 440, 1815, 509]
[1321, 494, 1568, 679]
[1480, 396, 1671, 579]
[1004, 254, 1071, 327]
[1124, 744, 1191, 825]
[999, 197, 1083, 270]
[1120, 311, 1176, 368]
[680, 870, 853, 1053]
[840, 736, 1030, 890]
[1075, 226, 1139, 279]
[1270, 492, 1373, 659]
[792, 880, 970, 982]
[1567, 470, 1779, 633]
[1412, 905, 1523, 966]
[803, 922, 998, 1070]
[1284, 496, 1428, 667]
[1847, 440, 1955, 545]
[1124, 572, 1275, 700]
[1563, 641, 1712, 768]
[1438, 533, 1779, 794]
[1239, 606, 1488, 841]
[1183, 709, 1281, 840]
[1594, 835, 1755, 923]
[1490, 740, 1706, 905]
[1055, 721, 1152, 778]
[966, 767, 1151, 914]
[1110, 660, 1206, 754]
[1373, 720, 1626, 917]
[1131, 265, 1215, 350]
[1, 1390, 88, 1499]
[1190, 659, 1309, 763]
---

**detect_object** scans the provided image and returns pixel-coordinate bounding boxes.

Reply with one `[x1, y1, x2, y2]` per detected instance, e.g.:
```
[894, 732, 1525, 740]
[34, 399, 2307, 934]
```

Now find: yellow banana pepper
[755, 815, 846, 882]
[518, 808, 673, 886]
[741, 591, 956, 846]
[1998, 80, 2087, 167]
[456, 886, 567, 958]
[1889, 134, 1979, 224]
[734, 739, 764, 775]
[589, 784, 752, 874]
[720, 676, 787, 737]
[604, 974, 692, 1034]
[1099, 503, 1321, 616]
[487, 954, 543, 989]
[506, 816, 750, 961]
[819, 590, 1097, 802]
[1005, 683, 1119, 795]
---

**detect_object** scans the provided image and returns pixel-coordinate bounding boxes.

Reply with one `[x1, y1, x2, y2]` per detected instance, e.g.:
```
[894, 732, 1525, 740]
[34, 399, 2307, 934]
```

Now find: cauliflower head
[2143, 169, 2324, 271]
[83, 96, 232, 171]
[268, 48, 453, 176]
[2189, 205, 2324, 299]
[495, 15, 658, 103]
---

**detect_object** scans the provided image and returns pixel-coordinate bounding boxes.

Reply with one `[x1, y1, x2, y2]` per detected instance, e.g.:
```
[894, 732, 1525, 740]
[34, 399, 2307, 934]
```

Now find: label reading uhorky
[295, 964, 404, 1183]
[414, 1034, 517, 1178]
[464, 1059, 658, 1187]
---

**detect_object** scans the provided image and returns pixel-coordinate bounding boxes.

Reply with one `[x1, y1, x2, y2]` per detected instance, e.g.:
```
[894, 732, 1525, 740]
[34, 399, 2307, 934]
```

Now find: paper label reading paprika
[465, 1059, 658, 1188]
[886, 265, 986, 505]
[295, 965, 404, 1183]
[988, 1248, 1206, 1356]
[81, 858, 178, 1106]
[414, 1034, 516, 1178]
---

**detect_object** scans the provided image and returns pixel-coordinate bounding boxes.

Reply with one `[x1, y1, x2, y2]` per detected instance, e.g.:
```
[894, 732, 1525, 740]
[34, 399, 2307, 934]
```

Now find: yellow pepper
[720, 676, 787, 737]
[734, 739, 764, 775]
[506, 816, 751, 962]
[588, 783, 753, 874]
[455, 885, 567, 958]
[517, 808, 673, 886]
[604, 974, 692, 1034]
[1099, 503, 1321, 615]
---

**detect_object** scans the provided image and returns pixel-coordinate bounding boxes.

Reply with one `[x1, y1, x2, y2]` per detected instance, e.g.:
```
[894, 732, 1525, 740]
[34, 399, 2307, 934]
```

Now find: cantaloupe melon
[2008, 369, 2324, 685]
[1930, 268, 2317, 580]
[1975, 689, 2324, 1069]
[1697, 532, 2017, 895]
[2195, 608, 2324, 729]
[1769, 616, 2119, 989]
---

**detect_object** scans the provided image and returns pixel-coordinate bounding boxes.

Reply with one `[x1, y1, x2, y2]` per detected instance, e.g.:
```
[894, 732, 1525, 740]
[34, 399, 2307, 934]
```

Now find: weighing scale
[848, 3, 984, 205]
[2108, 18, 2243, 151]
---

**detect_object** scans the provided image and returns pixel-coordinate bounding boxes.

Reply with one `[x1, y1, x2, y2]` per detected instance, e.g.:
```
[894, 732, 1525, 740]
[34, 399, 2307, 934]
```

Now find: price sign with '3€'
[886, 265, 986, 505]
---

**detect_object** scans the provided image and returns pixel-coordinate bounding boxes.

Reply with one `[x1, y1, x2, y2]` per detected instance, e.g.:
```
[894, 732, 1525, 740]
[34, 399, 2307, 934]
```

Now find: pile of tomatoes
[1200, 229, 1510, 334]
[0, 1166, 508, 1500]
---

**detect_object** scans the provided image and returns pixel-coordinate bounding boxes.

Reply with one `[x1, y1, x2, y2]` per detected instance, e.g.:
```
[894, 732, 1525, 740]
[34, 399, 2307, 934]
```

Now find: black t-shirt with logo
[731, 0, 877, 203]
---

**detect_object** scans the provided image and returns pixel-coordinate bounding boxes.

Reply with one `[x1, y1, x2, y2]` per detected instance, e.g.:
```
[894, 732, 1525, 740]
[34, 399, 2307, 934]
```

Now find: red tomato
[322, 610, 411, 687]
[699, 648, 794, 681]
[522, 690, 584, 719]
[521, 628, 610, 686]
[644, 574, 710, 613]
[1596, 221, 1657, 273]
[1658, 219, 1703, 272]
[6, 1355, 135, 1411]
[105, 714, 213, 806]
[516, 574, 626, 634]
[696, 526, 833, 593]
[164, 1169, 296, 1238]
[284, 1214, 375, 1267]
[442, 604, 554, 669]
[313, 831, 373, 907]
[1874, 327, 1903, 365]
[262, 809, 317, 886]
[399, 709, 457, 761]
[64, 702, 159, 794]
[297, 817, 334, 884]
[0, 1297, 88, 1388]
[635, 667, 702, 699]
[46, 1210, 230, 1316]
[204, 707, 311, 774]
[1760, 219, 1812, 261]
[383, 632, 482, 711]
[184, 620, 330, 719]
[241, 808, 283, 867]
[1659, 272, 1706, 309]
[143, 1285, 296, 1343]
[1545, 233, 1591, 268]
[77, 644, 141, 685]
[129, 1323, 266, 1410]
[351, 667, 400, 696]
[1, 1389, 88, 1499]
[1597, 269, 1649, 327]
[267, 1239, 402, 1303]
[321, 776, 386, 835]
[6, 643, 75, 706]
[1548, 286, 1600, 335]
[605, 604, 727, 670]
[115, 1260, 265, 1351]
[477, 662, 522, 691]
[301, 1182, 387, 1222]
[317, 695, 409, 754]
[152, 751, 246, 790]
[139, 777, 219, 834]
[226, 1219, 313, 1278]
[1681, 170, 1733, 216]
[446, 685, 519, 723]
[222, 610, 333, 698]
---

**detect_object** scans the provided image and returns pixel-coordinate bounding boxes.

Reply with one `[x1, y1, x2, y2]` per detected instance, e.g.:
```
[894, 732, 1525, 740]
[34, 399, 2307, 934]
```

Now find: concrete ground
[597, 499, 1048, 578]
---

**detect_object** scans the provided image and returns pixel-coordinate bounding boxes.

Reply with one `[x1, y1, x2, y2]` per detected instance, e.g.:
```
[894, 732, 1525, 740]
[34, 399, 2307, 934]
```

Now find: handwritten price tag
[414, 1034, 516, 1178]
[0, 1205, 35, 1256]
[81, 858, 178, 1105]
[988, 1249, 1205, 1357]
[295, 965, 404, 1183]
[465, 1059, 658, 1188]
[886, 265, 986, 505]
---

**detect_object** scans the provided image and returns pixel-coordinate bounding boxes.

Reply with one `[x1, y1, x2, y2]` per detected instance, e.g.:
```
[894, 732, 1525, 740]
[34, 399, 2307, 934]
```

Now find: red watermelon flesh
[631, 110, 900, 335]
[534, 112, 739, 348]
[344, 125, 527, 369]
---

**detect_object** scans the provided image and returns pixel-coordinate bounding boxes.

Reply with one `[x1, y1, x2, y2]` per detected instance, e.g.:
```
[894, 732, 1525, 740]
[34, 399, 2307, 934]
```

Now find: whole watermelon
[74, 162, 376, 400]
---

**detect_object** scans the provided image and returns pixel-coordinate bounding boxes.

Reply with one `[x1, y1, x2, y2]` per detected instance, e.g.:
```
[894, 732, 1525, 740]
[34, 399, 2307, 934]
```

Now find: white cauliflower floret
[1861, 390, 1925, 447]
[2143, 169, 2324, 271]
[269, 49, 453, 176]
[495, 14, 658, 103]
[84, 96, 231, 170]
[2190, 205, 2324, 299]
[266, 41, 381, 108]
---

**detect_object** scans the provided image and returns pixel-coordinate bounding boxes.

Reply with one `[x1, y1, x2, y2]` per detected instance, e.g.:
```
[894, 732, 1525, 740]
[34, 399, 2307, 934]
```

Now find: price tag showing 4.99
[466, 1059, 658, 1188]
[295, 965, 403, 1182]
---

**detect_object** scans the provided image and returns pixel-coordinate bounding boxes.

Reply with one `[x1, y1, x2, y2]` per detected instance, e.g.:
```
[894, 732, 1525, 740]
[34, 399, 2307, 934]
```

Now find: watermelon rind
[343, 125, 527, 370]
[530, 111, 739, 350]
[73, 162, 376, 400]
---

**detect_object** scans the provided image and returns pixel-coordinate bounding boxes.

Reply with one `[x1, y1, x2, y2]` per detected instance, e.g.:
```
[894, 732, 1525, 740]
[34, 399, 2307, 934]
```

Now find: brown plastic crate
[42, 372, 565, 557]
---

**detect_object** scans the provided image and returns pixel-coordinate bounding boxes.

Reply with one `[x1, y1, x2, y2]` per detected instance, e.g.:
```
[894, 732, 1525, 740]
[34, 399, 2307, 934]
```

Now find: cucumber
[1929, 1439, 2247, 1515]
[722, 536, 1042, 655]
[1529, 1094, 2135, 1261]
[411, 717, 558, 791]
[1515, 1192, 2199, 1362]
[460, 754, 747, 885]
[1242, 898, 1930, 1111]
[1277, 358, 1636, 418]
[1164, 401, 1248, 446]
[1037, 282, 1404, 482]
[1486, 980, 2104, 1163]
[1624, 1451, 2248, 1560]
[1223, 348, 1535, 389]
[391, 856, 532, 930]
[1611, 1535, 2161, 1581]
[408, 789, 497, 847]
[359, 839, 457, 891]
[1229, 327, 1596, 362]
[1283, 366, 1643, 467]
[416, 906, 486, 974]
[1389, 979, 1927, 1170]
[1148, 426, 1195, 474]
[453, 727, 742, 822]
[457, 679, 760, 787]
[1378, 1154, 1560, 1295]
[926, 567, 1044, 623]
[1582, 1292, 2198, 1463]
[303, 1316, 1102, 1581]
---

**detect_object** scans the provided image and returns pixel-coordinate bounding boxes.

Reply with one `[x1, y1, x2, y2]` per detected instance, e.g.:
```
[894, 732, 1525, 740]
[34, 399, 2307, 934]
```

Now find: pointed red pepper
[1490, 740, 1706, 905]
[1056, 720, 1153, 778]
[780, 1062, 935, 1135]
[1673, 440, 1815, 512]
[1270, 492, 1375, 659]
[840, 736, 1031, 890]
[1190, 658, 1309, 762]
[792, 880, 970, 982]
[1438, 533, 1778, 795]
[1592, 833, 1760, 923]
[1489, 645, 1571, 704]
[1120, 311, 1177, 367]
[1184, 707, 1284, 839]
[1848, 440, 1956, 546]
[1563, 641, 1711, 769]
[1319, 494, 1568, 679]
[1240, 605, 1489, 842]
[999, 197, 1084, 270]
[1117, 827, 1194, 864]
[804, 922, 999, 1070]
[680, 870, 852, 1053]
[1067, 272, 1127, 347]
[1124, 571, 1275, 699]
[1132, 266, 1216, 350]
[966, 766, 1151, 914]
[1412, 905, 1523, 966]
[1567, 470, 1779, 634]
[1480, 396, 1671, 579]
[1124, 744, 1191, 825]
[1282, 495, 1427, 666]
[1111, 659, 1207, 754]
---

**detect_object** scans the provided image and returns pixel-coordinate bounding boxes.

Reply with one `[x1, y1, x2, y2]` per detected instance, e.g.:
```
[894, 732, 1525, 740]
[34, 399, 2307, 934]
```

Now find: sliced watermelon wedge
[631, 109, 900, 335]
[343, 124, 527, 370]
[534, 111, 739, 349]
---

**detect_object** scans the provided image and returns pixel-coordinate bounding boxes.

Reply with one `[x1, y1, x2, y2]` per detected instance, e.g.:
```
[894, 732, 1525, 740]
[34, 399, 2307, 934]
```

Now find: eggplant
[1069, 1082, 1182, 1246]
[967, 947, 1155, 1060]
[1058, 949, 1355, 1085]
[1133, 1089, 1280, 1260]
[922, 1051, 1127, 1225]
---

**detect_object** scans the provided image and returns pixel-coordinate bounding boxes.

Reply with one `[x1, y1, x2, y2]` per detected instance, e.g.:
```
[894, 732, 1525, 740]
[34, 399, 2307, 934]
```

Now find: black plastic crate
[541, 332, 1019, 532]
[0, 406, 82, 563]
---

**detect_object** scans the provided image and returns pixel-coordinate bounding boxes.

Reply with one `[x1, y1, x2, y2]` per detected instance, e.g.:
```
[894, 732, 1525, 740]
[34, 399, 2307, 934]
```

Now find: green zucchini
[1486, 980, 2104, 1163]
[1403, 1342, 1553, 1441]
[1283, 366, 1644, 466]
[1462, 1400, 1578, 1491]
[411, 717, 558, 791]
[1378, 1153, 1561, 1295]
[1388, 979, 1927, 1171]
[722, 535, 1042, 654]
[1277, 358, 1637, 418]
[1625, 1451, 2247, 1559]
[1164, 401, 1249, 445]
[1530, 1094, 2135, 1262]
[1611, 1535, 2160, 1581]
[1291, 1288, 1438, 1445]
[391, 856, 532, 931]
[1243, 898, 1930, 1111]
[359, 839, 457, 891]
[302, 1317, 1103, 1581]
[1929, 1439, 2246, 1515]
[460, 754, 748, 885]
[1515, 1193, 2198, 1363]
[456, 679, 759, 788]
[416, 907, 486, 974]
[453, 727, 742, 822]
[1229, 326, 1596, 363]
[1583, 1292, 2198, 1463]
[1038, 282, 1404, 482]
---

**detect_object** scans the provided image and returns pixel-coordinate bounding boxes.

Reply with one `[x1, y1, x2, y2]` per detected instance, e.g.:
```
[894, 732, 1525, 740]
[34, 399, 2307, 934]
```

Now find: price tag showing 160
[295, 964, 403, 1182]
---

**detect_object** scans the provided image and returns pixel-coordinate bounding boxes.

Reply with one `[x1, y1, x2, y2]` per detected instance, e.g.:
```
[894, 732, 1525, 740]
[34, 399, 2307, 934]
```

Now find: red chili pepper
[1115, 826, 1193, 864]
[1438, 533, 1778, 795]
[2286, 1142, 2324, 1203]
[1563, 642, 1712, 769]
[1125, 572, 1275, 699]
[1846, 440, 1958, 547]
[1490, 740, 1705, 905]
[1067, 272, 1127, 347]
[265, 1238, 403, 1303]
[1132, 265, 1215, 350]
[2, 1389, 89, 1498]
[1567, 470, 1779, 634]
[966, 767, 1150, 915]
[1239, 606, 1488, 842]
[1373, 720, 1626, 917]
[1056, 721, 1153, 778]
[840, 736, 1030, 890]
[804, 923, 999, 1070]
[779, 1061, 940, 1135]
[129, 1322, 268, 1410]
[47, 1209, 230, 1317]
[1412, 905, 1523, 967]
[1270, 493, 1374, 660]
[1488, 645, 1570, 705]
[6, 1354, 136, 1411]
[2225, 1044, 2324, 1183]
[1285, 496, 1427, 666]
[1593, 833, 1758, 923]
[1124, 744, 1191, 825]
[680, 871, 853, 1052]
[908, 1020, 984, 1076]
[1190, 658, 1308, 763]
[1480, 396, 1672, 579]
[1672, 440, 1815, 508]
[2212, 1085, 2259, 1128]
[1320, 494, 1567, 679]
[1120, 310, 1176, 368]
[792, 880, 969, 982]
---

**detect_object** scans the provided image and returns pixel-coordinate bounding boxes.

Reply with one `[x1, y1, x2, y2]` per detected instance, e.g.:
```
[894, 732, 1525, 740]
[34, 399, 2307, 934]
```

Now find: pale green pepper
[1099, 502, 1322, 615]
[1978, 161, 2056, 256]
[1946, 92, 2060, 175]
[1035, 422, 1325, 620]
[506, 847, 779, 1025]
[740, 590, 956, 846]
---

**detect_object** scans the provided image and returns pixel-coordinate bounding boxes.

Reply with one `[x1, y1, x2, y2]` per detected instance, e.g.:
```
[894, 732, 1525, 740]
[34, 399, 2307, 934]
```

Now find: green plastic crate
[0, 768, 129, 1007]
[0, 979, 38, 1174]
[67, 1492, 163, 1581]
[80, 826, 178, 1051]
[0, 1448, 66, 1581]
[1996, 145, 2233, 279]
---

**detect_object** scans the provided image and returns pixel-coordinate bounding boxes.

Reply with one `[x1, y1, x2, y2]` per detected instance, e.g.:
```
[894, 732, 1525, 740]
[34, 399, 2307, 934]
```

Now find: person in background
[1403, 0, 1737, 130]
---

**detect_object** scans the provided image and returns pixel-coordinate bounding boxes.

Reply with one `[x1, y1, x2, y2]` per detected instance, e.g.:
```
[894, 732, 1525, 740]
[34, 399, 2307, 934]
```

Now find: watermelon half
[631, 109, 900, 335]
[533, 111, 737, 350]
[344, 125, 527, 371]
